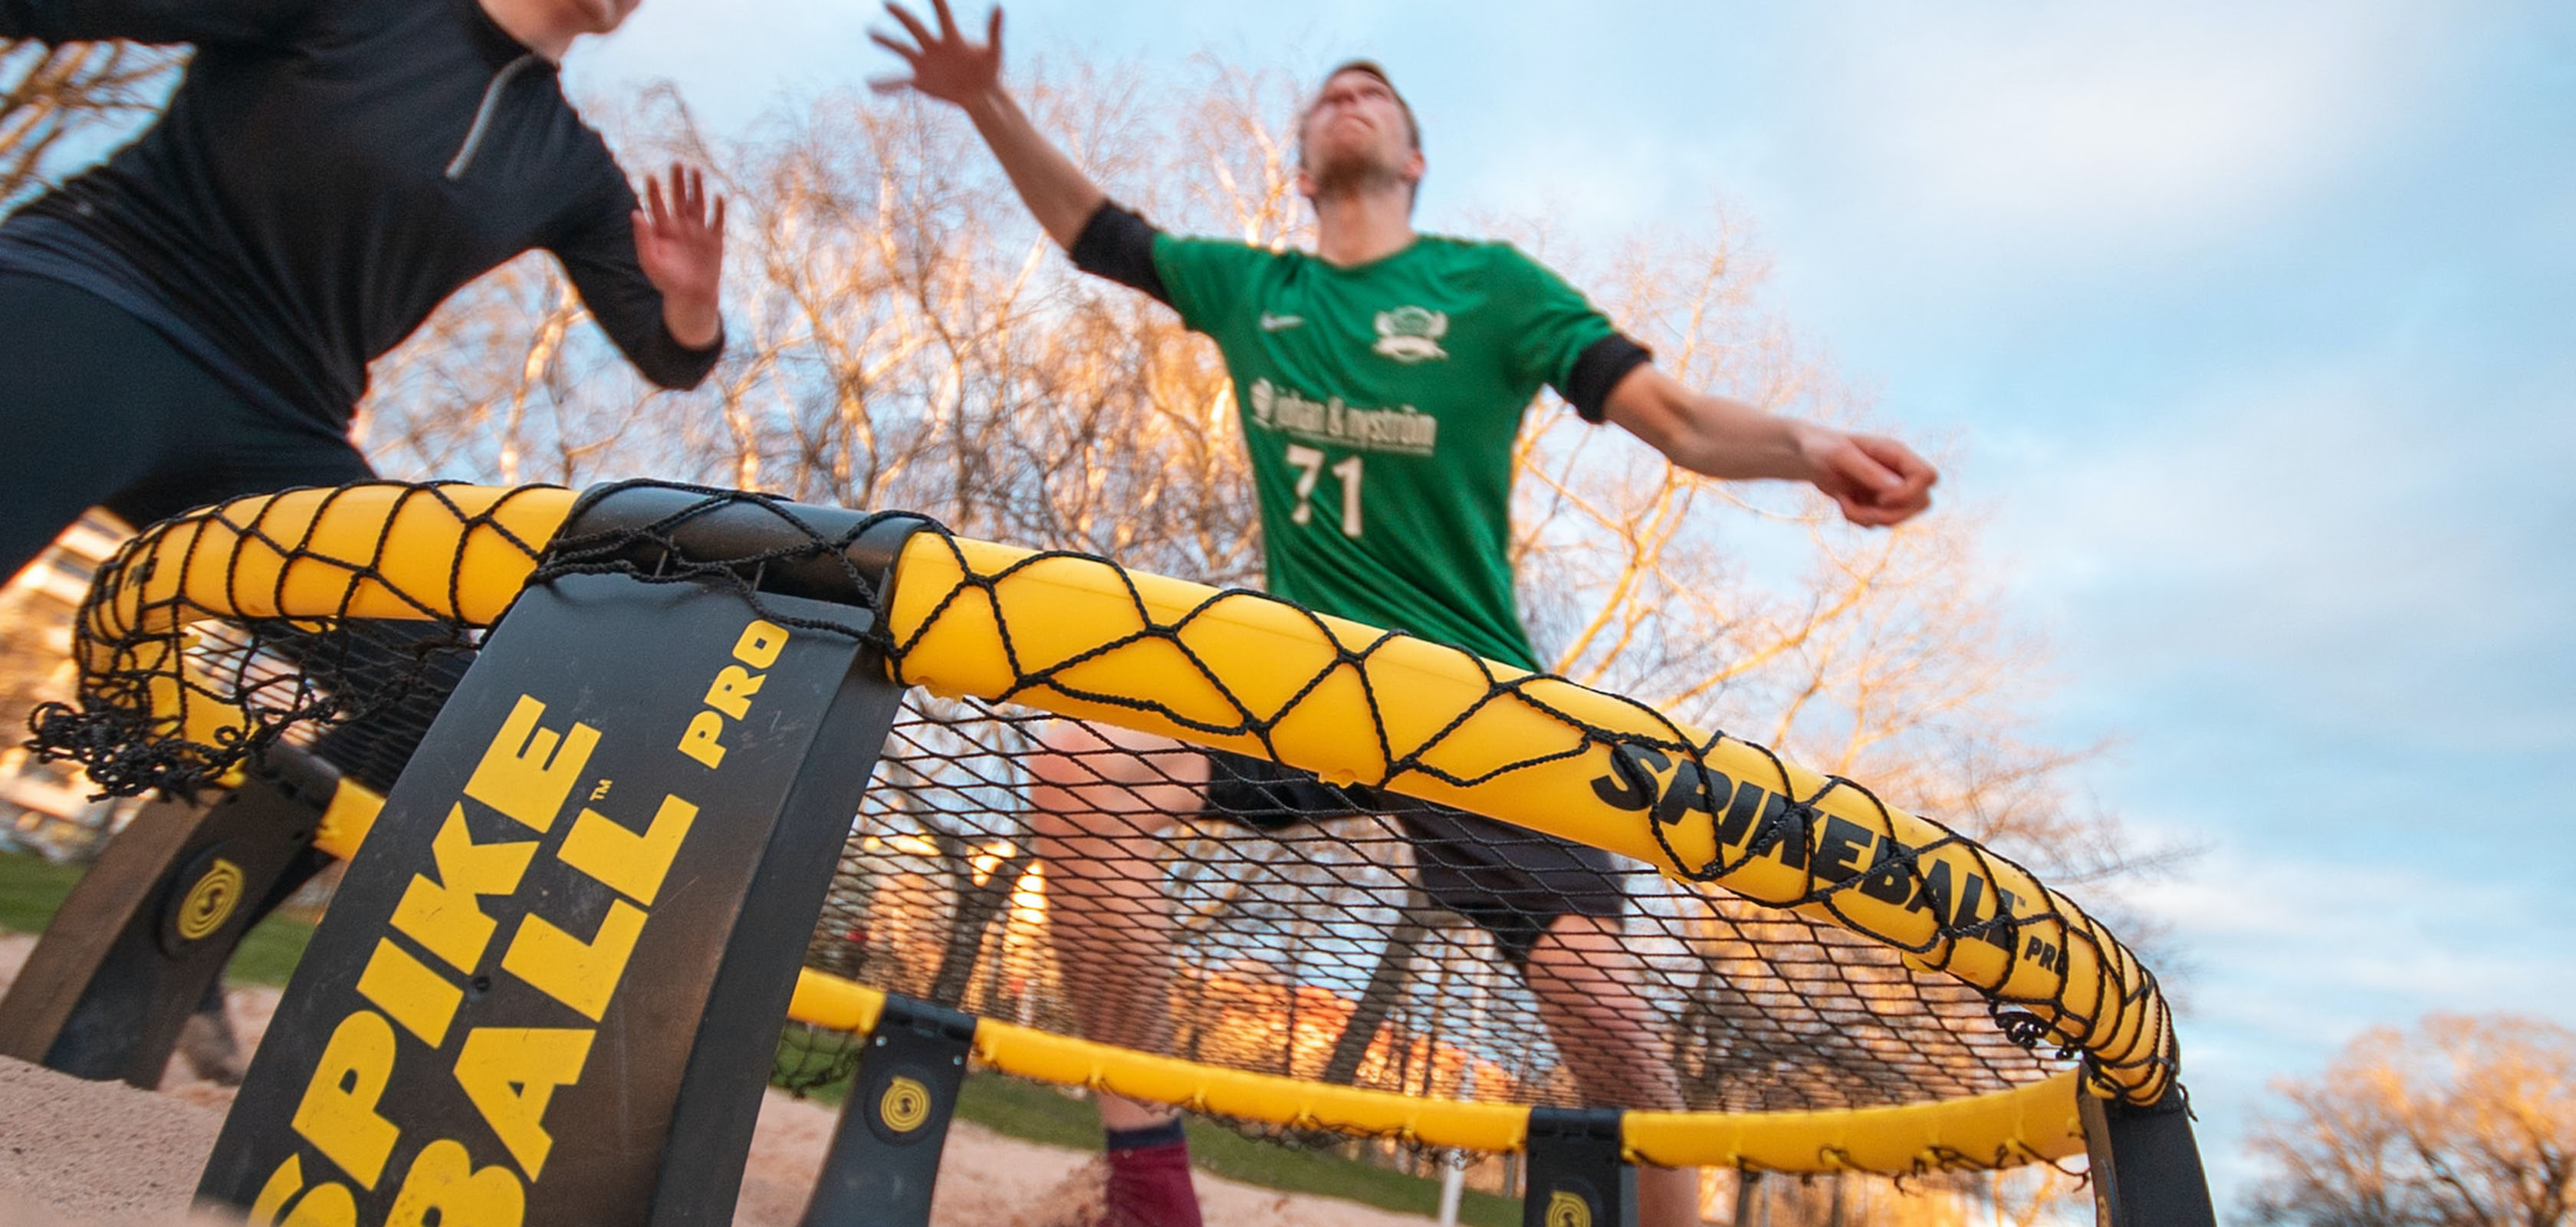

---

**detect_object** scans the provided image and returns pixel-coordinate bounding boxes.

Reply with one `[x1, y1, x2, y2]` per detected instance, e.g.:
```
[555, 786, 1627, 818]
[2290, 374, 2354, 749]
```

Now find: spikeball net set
[28, 479, 2178, 1176]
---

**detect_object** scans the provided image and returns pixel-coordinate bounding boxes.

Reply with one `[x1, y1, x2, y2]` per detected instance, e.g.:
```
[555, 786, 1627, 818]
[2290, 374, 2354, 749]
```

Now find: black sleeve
[1561, 334, 1654, 424]
[0, 0, 312, 45]
[548, 180, 724, 392]
[1068, 201, 1171, 306]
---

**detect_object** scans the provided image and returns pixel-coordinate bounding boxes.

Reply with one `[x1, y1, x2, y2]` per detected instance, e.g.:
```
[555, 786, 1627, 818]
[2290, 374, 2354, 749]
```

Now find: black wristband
[1069, 200, 1171, 306]
[1563, 333, 1654, 423]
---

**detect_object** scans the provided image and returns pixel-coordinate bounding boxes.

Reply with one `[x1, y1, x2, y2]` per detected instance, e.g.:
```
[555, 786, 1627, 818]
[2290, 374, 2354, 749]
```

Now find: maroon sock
[1102, 1120, 1202, 1227]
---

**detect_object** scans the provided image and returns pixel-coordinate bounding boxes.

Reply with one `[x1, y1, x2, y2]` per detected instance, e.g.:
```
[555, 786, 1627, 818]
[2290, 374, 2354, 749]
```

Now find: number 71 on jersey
[1285, 444, 1363, 537]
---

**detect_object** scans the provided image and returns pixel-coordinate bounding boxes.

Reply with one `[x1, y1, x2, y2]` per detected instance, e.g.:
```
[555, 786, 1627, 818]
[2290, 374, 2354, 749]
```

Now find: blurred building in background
[0, 515, 132, 858]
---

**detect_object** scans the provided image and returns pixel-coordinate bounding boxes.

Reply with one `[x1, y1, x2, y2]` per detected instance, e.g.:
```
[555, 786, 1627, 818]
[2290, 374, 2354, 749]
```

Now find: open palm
[634, 163, 725, 349]
[871, 0, 1003, 106]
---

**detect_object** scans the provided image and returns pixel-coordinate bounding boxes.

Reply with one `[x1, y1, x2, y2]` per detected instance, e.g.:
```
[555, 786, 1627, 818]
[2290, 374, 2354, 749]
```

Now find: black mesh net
[28, 480, 2172, 1161]
[776, 691, 2068, 1122]
[27, 482, 556, 798]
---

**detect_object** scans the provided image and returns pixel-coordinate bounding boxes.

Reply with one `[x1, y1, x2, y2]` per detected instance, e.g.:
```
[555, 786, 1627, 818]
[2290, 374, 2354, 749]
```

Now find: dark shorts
[1200, 750, 1625, 965]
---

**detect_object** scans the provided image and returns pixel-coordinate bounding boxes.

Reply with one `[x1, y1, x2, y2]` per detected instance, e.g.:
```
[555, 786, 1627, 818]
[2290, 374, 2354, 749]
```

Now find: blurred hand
[1799, 428, 1938, 527]
[635, 163, 725, 349]
[870, 0, 1003, 107]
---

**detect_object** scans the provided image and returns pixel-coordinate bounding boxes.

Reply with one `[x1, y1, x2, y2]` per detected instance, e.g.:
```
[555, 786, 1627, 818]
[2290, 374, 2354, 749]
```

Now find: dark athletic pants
[0, 273, 462, 796]
[0, 273, 376, 580]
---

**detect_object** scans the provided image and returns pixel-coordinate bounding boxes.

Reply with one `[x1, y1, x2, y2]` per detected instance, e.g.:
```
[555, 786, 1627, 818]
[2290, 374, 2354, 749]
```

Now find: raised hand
[871, 0, 1003, 107]
[635, 163, 725, 350]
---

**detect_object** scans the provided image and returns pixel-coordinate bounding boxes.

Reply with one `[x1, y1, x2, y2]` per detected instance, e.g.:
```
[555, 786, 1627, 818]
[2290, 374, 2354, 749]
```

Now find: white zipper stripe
[445, 53, 538, 181]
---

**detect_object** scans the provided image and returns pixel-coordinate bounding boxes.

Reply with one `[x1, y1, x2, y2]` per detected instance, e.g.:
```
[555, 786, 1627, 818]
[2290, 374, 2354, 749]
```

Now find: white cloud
[2119, 840, 2576, 1201]
[1776, 3, 2467, 258]
[1992, 359, 2576, 748]
[2134, 850, 2573, 1020]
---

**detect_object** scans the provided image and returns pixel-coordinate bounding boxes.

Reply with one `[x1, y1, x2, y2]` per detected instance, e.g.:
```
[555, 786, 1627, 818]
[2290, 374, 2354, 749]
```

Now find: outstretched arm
[1602, 365, 1938, 528]
[872, 0, 1103, 248]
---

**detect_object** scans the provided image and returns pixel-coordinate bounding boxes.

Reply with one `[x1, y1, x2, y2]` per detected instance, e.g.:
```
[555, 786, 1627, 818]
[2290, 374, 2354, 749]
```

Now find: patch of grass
[0, 850, 316, 985]
[772, 1026, 861, 1108]
[954, 1069, 1116, 1153]
[0, 853, 84, 934]
[224, 911, 317, 985]
[767, 1034, 1518, 1227]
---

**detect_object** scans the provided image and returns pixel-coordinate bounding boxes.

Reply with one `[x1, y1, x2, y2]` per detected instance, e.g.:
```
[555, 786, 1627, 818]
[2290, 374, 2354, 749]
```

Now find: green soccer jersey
[1150, 233, 1618, 671]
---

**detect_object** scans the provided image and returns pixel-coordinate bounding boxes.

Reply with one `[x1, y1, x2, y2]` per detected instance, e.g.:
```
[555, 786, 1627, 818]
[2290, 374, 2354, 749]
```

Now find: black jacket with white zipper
[0, 0, 721, 435]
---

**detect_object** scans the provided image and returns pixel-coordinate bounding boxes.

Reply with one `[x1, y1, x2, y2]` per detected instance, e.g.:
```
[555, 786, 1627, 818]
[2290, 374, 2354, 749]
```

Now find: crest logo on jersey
[1372, 305, 1448, 362]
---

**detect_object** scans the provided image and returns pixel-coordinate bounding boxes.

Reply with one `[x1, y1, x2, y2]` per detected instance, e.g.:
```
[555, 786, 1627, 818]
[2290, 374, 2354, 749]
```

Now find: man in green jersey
[878, 5, 1937, 1224]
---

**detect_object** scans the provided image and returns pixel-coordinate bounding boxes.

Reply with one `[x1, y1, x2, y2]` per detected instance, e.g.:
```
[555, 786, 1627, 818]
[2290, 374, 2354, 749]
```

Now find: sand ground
[0, 934, 1444, 1226]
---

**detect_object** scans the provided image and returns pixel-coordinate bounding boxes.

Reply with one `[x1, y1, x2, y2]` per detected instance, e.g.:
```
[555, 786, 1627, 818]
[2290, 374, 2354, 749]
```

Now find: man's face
[1299, 70, 1423, 199]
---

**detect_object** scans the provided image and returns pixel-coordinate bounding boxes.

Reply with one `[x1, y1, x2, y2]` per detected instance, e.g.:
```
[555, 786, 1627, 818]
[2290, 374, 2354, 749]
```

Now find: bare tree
[2247, 1012, 2576, 1227]
[1, 38, 176, 209]
[1316, 884, 1434, 1087]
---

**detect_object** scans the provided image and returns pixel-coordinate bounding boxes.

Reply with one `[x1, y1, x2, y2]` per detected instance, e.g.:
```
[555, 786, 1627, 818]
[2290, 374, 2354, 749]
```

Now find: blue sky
[569, 0, 2576, 1210]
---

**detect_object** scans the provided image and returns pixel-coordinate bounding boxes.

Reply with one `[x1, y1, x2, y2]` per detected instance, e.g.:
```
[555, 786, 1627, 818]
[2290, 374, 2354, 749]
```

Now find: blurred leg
[1027, 721, 1208, 1130]
[176, 975, 243, 1086]
[1526, 913, 1703, 1227]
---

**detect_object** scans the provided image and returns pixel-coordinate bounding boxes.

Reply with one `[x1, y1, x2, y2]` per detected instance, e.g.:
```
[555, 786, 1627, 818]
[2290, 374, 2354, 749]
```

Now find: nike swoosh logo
[1260, 313, 1305, 331]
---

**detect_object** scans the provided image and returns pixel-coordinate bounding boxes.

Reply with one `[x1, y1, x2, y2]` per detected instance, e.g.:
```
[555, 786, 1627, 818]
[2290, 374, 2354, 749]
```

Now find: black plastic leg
[196, 573, 910, 1226]
[0, 752, 336, 1087]
[799, 994, 978, 1227]
[1523, 1107, 1635, 1227]
[2081, 1085, 2217, 1227]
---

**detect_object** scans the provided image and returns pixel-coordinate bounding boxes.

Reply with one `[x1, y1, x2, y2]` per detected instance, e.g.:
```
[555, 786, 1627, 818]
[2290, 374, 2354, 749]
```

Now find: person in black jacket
[0, 0, 730, 581]
[0, 0, 727, 1083]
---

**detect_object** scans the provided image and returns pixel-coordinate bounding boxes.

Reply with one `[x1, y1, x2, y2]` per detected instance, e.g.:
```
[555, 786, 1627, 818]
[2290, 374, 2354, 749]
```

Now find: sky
[559, 0, 2576, 1212]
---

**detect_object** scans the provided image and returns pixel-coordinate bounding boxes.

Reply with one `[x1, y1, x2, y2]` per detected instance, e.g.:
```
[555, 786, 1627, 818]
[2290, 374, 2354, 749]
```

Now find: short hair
[1303, 59, 1422, 156]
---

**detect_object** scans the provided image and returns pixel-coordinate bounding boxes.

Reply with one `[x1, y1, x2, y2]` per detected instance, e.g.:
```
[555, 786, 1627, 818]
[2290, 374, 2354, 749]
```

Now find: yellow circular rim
[90, 482, 2166, 1171]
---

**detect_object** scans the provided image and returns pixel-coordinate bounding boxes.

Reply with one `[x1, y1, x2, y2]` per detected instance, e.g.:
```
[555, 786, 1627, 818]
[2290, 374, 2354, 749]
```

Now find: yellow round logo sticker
[176, 858, 245, 942]
[879, 1075, 932, 1133]
[1544, 1189, 1593, 1227]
